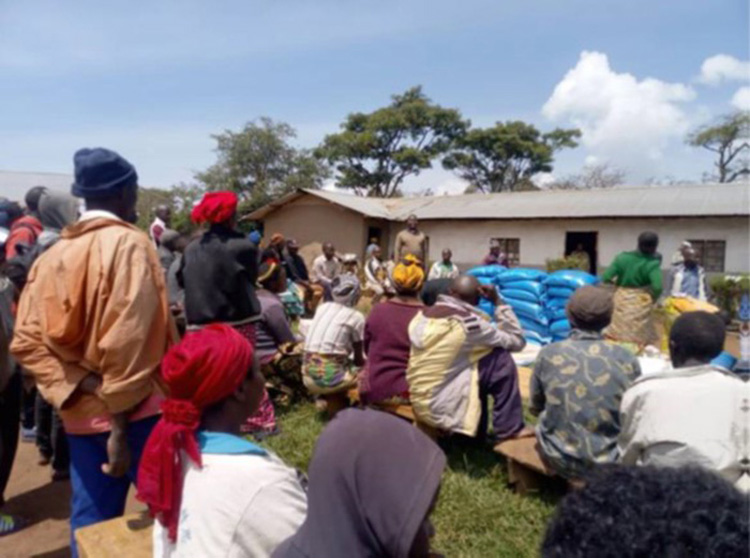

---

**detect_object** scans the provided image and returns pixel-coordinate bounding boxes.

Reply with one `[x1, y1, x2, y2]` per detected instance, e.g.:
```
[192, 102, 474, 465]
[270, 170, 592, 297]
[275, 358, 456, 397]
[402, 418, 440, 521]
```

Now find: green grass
[262, 402, 559, 558]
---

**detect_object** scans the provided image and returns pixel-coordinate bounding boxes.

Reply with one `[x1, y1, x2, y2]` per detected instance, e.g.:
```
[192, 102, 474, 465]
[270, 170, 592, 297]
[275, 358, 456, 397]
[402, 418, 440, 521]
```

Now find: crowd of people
[0, 147, 747, 557]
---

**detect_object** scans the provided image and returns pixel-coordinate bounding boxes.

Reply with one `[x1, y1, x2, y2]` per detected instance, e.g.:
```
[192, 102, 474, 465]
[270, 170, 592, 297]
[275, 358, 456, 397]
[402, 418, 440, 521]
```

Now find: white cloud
[542, 51, 696, 174]
[731, 86, 750, 110]
[698, 54, 750, 86]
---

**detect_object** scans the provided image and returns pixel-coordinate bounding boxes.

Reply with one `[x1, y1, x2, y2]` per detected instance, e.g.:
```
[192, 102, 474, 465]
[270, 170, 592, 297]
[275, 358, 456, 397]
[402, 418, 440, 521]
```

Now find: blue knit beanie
[71, 148, 138, 199]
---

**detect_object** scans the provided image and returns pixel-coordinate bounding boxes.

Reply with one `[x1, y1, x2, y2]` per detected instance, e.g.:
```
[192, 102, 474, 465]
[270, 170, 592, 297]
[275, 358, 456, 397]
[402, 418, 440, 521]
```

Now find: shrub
[710, 274, 750, 319]
[546, 254, 589, 273]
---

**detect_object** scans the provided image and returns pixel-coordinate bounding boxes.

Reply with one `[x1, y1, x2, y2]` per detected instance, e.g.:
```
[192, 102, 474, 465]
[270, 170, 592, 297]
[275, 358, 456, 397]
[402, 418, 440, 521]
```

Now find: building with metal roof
[249, 182, 750, 274]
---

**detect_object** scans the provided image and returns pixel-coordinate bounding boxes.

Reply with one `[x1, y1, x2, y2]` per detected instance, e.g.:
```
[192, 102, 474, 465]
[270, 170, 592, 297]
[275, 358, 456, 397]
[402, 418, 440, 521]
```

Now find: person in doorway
[366, 237, 380, 259]
[667, 246, 709, 301]
[570, 243, 591, 272]
[618, 311, 750, 489]
[394, 214, 426, 262]
[178, 191, 278, 438]
[360, 256, 425, 405]
[407, 275, 530, 441]
[310, 242, 341, 307]
[11, 148, 176, 556]
[272, 408, 446, 558]
[530, 286, 641, 480]
[303, 275, 365, 396]
[5, 186, 46, 260]
[149, 204, 171, 247]
[138, 324, 307, 558]
[364, 245, 395, 300]
[601, 232, 662, 347]
[482, 239, 509, 267]
[428, 248, 460, 280]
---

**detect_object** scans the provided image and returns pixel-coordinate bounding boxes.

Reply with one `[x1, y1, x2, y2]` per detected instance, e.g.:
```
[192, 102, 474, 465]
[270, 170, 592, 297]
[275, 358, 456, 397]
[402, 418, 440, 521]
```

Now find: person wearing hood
[11, 148, 176, 557]
[273, 407, 446, 558]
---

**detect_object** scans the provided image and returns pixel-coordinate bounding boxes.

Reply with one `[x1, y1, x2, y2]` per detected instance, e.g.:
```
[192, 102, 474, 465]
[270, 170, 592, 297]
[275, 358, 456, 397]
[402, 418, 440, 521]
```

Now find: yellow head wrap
[392, 254, 425, 292]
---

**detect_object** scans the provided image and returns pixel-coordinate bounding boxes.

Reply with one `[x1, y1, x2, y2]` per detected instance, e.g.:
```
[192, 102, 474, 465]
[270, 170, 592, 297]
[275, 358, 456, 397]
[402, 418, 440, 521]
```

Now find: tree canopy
[196, 117, 329, 211]
[687, 112, 750, 183]
[547, 162, 625, 190]
[315, 87, 468, 197]
[442, 121, 580, 193]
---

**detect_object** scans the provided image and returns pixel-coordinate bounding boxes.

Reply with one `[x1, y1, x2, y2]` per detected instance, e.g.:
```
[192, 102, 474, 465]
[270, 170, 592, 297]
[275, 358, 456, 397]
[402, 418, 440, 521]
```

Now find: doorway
[565, 231, 598, 274]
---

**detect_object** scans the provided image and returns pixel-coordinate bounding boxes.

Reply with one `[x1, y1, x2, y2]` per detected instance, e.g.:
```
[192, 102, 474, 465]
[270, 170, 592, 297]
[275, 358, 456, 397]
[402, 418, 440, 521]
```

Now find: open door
[565, 231, 598, 274]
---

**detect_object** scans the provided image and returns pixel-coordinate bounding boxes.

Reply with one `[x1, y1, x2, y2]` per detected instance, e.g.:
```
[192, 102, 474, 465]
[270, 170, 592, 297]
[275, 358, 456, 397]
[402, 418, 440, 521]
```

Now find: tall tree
[687, 112, 750, 183]
[547, 163, 625, 190]
[315, 86, 468, 197]
[196, 117, 329, 211]
[442, 121, 580, 193]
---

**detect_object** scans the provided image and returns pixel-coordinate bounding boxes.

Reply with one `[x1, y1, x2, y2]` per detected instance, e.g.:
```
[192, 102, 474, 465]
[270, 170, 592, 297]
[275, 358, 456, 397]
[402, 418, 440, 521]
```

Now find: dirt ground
[1, 333, 741, 557]
[2, 440, 142, 558]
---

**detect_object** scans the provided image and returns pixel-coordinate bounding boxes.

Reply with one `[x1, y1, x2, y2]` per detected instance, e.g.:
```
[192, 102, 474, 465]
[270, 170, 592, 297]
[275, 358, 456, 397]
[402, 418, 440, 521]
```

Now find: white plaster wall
[410, 217, 750, 273]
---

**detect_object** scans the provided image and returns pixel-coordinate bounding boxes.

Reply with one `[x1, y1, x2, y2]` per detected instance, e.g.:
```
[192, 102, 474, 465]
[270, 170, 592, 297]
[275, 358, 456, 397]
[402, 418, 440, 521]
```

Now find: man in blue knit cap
[11, 148, 176, 557]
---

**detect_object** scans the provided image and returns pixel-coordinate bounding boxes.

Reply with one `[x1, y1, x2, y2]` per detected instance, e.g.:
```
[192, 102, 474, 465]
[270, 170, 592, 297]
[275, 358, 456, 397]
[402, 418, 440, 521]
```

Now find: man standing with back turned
[11, 148, 175, 557]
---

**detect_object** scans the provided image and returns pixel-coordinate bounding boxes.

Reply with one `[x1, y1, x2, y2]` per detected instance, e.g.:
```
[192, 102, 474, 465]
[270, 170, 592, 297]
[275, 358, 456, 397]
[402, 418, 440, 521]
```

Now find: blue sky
[1, 0, 748, 193]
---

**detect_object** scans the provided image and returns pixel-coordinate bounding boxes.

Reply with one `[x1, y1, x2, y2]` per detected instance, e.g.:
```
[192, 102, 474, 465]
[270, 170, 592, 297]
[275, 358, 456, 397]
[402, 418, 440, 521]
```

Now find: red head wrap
[136, 324, 254, 542]
[190, 191, 238, 225]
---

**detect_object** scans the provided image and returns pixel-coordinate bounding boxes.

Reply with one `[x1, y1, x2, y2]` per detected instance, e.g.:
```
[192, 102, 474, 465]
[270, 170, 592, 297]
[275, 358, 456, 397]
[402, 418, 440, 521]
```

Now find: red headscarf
[136, 324, 254, 542]
[190, 191, 238, 225]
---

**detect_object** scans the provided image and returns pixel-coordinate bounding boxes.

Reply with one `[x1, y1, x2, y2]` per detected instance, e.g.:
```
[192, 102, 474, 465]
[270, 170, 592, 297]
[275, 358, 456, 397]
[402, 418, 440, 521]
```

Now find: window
[688, 240, 726, 272]
[491, 238, 520, 266]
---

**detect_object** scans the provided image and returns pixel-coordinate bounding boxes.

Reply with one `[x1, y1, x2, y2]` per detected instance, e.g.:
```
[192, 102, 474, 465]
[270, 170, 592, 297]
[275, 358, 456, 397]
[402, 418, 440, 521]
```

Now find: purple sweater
[361, 300, 423, 404]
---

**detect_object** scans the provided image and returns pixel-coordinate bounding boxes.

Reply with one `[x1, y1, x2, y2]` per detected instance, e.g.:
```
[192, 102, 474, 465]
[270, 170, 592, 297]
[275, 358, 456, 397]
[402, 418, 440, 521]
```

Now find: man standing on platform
[11, 148, 175, 557]
[394, 214, 426, 263]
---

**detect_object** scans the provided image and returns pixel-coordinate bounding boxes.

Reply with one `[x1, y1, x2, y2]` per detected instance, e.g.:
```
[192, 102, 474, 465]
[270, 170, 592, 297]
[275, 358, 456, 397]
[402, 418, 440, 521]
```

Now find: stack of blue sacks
[466, 265, 506, 318]
[544, 270, 600, 341]
[495, 268, 550, 346]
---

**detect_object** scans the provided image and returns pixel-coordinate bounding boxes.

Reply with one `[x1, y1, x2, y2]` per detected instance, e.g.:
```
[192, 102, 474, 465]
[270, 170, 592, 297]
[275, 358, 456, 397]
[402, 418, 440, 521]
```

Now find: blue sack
[547, 286, 577, 300]
[550, 306, 568, 322]
[498, 280, 547, 298]
[524, 330, 551, 346]
[477, 276, 495, 286]
[467, 265, 506, 278]
[507, 299, 549, 325]
[545, 270, 599, 289]
[546, 297, 568, 310]
[550, 319, 571, 335]
[519, 316, 550, 337]
[477, 298, 496, 318]
[496, 268, 548, 285]
[552, 333, 569, 342]
[500, 287, 544, 303]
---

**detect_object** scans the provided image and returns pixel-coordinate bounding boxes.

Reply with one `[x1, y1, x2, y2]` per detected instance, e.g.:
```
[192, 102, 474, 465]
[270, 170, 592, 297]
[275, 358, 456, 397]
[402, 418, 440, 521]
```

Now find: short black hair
[542, 465, 749, 558]
[670, 311, 726, 362]
[25, 186, 47, 212]
[637, 231, 659, 254]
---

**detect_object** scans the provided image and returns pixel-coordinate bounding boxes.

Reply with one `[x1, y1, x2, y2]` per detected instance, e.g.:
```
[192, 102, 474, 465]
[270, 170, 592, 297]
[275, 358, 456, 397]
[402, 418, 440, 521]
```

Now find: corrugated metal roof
[0, 170, 73, 202]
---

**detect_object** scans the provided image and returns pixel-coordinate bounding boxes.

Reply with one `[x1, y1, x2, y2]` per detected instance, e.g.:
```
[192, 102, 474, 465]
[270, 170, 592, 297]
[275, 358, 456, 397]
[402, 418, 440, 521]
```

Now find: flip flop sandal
[0, 514, 28, 537]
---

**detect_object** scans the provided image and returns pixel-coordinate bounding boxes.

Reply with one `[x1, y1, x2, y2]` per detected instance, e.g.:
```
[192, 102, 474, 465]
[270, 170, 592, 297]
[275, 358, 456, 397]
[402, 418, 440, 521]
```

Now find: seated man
[618, 311, 750, 490]
[137, 324, 307, 558]
[310, 242, 341, 308]
[542, 465, 749, 557]
[407, 275, 529, 441]
[530, 286, 641, 480]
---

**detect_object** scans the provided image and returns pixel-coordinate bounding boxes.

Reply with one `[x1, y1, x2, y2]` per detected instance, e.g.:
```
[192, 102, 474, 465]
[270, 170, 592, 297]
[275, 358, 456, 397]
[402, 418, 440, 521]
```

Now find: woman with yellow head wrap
[391, 255, 426, 294]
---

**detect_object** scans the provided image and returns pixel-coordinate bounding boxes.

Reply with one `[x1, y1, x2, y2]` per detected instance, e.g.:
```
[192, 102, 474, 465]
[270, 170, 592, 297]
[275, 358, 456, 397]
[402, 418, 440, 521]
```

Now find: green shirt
[602, 251, 663, 298]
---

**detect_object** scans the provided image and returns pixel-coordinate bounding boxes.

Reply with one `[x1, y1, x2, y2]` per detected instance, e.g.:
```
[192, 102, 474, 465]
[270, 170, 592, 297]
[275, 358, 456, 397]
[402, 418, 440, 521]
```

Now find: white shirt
[79, 209, 122, 222]
[153, 433, 307, 558]
[304, 302, 365, 355]
[428, 261, 460, 281]
[618, 365, 750, 490]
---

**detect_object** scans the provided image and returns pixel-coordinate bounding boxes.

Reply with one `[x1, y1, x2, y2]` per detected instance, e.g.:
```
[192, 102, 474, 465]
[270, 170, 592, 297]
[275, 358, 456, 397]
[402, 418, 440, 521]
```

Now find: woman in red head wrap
[137, 324, 307, 557]
[179, 190, 279, 437]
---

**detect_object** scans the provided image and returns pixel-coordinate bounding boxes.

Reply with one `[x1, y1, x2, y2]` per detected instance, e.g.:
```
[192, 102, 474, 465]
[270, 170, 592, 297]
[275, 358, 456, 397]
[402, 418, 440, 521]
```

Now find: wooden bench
[75, 512, 152, 558]
[494, 437, 562, 495]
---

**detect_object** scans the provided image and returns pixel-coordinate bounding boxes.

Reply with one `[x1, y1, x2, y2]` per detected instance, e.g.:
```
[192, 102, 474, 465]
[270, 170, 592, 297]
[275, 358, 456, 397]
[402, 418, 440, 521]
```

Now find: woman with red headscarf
[177, 191, 278, 435]
[138, 324, 306, 558]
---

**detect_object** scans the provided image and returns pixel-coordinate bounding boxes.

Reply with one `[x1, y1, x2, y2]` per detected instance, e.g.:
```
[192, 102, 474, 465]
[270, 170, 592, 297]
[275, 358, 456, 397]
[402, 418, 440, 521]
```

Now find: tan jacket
[11, 217, 177, 428]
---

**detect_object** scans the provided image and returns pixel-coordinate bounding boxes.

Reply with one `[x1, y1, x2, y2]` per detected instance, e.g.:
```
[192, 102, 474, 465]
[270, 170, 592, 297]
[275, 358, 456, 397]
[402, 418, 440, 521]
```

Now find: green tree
[687, 112, 750, 183]
[196, 117, 329, 212]
[316, 86, 468, 197]
[136, 182, 206, 234]
[442, 121, 580, 193]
